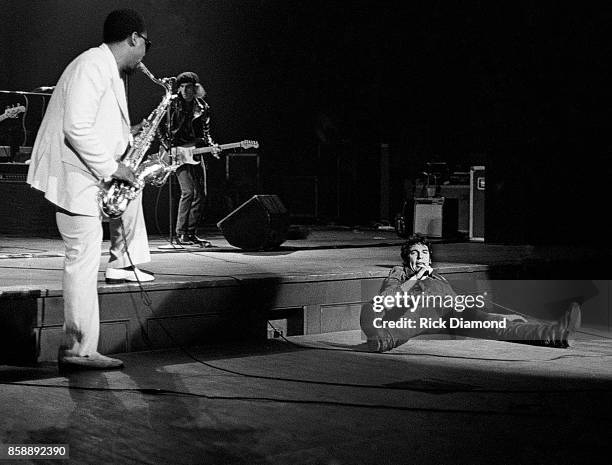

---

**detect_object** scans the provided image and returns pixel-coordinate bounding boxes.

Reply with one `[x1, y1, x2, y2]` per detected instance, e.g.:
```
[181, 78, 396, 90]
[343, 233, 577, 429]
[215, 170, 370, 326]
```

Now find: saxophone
[98, 62, 176, 218]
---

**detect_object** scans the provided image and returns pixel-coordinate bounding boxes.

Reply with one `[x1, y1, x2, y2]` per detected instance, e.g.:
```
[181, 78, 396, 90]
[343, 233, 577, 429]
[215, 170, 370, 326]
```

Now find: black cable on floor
[5, 380, 610, 420]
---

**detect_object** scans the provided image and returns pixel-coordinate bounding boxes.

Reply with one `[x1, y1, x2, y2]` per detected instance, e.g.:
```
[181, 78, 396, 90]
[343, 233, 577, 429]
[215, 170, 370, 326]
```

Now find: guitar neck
[191, 142, 244, 156]
[0, 110, 25, 122]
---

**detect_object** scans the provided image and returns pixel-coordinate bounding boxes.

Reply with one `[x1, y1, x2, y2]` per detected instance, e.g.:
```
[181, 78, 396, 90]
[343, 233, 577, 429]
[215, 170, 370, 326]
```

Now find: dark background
[1, 1, 611, 245]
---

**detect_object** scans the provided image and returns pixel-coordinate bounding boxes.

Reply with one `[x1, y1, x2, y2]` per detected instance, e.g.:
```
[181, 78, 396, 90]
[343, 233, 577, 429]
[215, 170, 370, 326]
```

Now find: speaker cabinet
[413, 197, 443, 237]
[439, 184, 470, 233]
[0, 162, 57, 235]
[217, 194, 290, 250]
[0, 146, 11, 162]
[413, 197, 458, 238]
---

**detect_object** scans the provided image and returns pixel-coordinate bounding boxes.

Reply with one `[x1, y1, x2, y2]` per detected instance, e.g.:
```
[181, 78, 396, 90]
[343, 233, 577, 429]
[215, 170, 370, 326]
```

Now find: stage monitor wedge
[217, 194, 290, 250]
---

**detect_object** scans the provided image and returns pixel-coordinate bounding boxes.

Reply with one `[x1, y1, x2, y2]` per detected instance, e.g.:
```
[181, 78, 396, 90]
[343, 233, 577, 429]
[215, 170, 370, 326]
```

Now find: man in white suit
[27, 9, 154, 370]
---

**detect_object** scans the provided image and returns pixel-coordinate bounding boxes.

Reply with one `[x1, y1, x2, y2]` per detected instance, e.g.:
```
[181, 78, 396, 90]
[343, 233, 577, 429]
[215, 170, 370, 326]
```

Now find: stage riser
[0, 269, 503, 363]
[35, 278, 388, 361]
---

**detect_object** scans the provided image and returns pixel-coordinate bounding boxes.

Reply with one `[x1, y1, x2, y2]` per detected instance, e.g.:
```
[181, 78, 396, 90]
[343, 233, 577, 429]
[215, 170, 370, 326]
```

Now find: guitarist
[163, 71, 220, 247]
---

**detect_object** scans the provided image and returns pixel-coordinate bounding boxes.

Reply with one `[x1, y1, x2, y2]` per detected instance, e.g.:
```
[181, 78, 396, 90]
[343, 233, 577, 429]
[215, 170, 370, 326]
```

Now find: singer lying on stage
[360, 234, 582, 352]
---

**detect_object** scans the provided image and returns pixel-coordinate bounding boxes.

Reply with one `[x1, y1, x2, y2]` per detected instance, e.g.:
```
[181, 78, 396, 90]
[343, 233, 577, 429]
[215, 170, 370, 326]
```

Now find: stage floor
[2, 226, 611, 295]
[1, 227, 409, 294]
[1, 227, 612, 463]
[1, 329, 611, 464]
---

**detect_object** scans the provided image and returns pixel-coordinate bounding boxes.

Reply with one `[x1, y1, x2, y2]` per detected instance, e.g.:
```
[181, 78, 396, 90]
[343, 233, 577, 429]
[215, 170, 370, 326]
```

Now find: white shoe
[105, 267, 155, 284]
[58, 351, 124, 371]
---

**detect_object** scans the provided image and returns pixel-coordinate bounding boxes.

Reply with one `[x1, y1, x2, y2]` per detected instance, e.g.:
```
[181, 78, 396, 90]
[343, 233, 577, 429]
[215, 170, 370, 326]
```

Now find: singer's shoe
[493, 302, 582, 348]
[367, 329, 396, 353]
[366, 328, 410, 353]
[105, 266, 155, 284]
[58, 350, 124, 372]
[559, 302, 582, 347]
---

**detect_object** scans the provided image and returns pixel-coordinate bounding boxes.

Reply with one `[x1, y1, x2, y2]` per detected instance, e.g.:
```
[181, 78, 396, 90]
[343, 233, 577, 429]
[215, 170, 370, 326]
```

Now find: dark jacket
[165, 95, 215, 147]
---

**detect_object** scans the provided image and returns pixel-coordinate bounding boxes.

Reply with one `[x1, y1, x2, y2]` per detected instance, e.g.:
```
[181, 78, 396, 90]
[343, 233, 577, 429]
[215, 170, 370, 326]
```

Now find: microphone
[417, 266, 432, 277]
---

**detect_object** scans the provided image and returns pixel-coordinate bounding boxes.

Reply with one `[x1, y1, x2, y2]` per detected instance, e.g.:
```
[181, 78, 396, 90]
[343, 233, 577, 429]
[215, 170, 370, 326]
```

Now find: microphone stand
[158, 102, 184, 250]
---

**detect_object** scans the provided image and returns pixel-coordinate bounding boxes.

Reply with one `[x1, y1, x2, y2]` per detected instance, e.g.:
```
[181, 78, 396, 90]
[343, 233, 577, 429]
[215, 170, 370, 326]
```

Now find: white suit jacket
[27, 43, 131, 216]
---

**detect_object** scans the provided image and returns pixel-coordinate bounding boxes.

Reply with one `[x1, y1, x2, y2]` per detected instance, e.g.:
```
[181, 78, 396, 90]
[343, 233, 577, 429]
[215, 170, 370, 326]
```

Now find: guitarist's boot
[188, 233, 213, 248]
[176, 234, 195, 246]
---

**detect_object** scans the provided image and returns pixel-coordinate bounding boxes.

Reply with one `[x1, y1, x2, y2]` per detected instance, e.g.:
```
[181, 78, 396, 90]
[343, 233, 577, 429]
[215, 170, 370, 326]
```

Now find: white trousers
[107, 194, 151, 268]
[56, 196, 149, 356]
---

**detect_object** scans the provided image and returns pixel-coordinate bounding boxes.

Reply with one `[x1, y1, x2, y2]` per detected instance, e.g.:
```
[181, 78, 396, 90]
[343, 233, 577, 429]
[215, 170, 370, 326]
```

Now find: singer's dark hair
[103, 9, 146, 44]
[400, 234, 432, 265]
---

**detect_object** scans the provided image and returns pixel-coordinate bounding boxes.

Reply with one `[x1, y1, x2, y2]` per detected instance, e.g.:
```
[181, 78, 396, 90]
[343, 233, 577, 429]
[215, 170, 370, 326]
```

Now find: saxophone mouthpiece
[162, 76, 177, 91]
[137, 62, 155, 77]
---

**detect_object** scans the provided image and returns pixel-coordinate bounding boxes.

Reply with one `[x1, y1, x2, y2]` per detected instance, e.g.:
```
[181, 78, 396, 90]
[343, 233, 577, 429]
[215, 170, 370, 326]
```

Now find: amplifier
[0, 162, 57, 235]
[224, 153, 260, 191]
[439, 184, 469, 233]
[0, 172, 27, 183]
[413, 197, 458, 238]
[0, 146, 10, 161]
[14, 146, 32, 163]
[0, 162, 28, 182]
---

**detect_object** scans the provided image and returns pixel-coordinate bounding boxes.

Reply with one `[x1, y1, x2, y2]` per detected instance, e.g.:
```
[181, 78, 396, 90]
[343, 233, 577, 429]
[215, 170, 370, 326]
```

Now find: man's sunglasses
[137, 32, 152, 52]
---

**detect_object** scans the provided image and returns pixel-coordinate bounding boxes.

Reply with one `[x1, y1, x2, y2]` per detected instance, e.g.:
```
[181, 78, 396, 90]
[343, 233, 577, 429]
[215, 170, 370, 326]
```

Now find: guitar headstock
[2, 105, 26, 119]
[240, 140, 259, 150]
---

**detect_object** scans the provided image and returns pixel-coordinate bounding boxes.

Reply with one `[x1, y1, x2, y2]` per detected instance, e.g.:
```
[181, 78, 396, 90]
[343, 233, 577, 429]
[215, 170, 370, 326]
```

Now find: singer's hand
[111, 163, 137, 185]
[413, 265, 433, 280]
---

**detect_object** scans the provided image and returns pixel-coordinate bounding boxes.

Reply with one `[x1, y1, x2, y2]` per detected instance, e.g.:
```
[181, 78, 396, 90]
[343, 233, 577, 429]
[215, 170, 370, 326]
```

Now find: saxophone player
[27, 9, 154, 371]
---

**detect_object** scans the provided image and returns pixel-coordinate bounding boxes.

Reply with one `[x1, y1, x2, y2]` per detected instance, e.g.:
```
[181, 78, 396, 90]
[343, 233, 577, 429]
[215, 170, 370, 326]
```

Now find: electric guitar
[171, 140, 259, 166]
[0, 105, 26, 123]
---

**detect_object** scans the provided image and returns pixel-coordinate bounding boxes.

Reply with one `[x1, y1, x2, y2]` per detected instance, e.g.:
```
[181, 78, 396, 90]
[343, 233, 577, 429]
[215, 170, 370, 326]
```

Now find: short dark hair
[103, 9, 146, 44]
[400, 234, 432, 265]
[176, 71, 200, 86]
